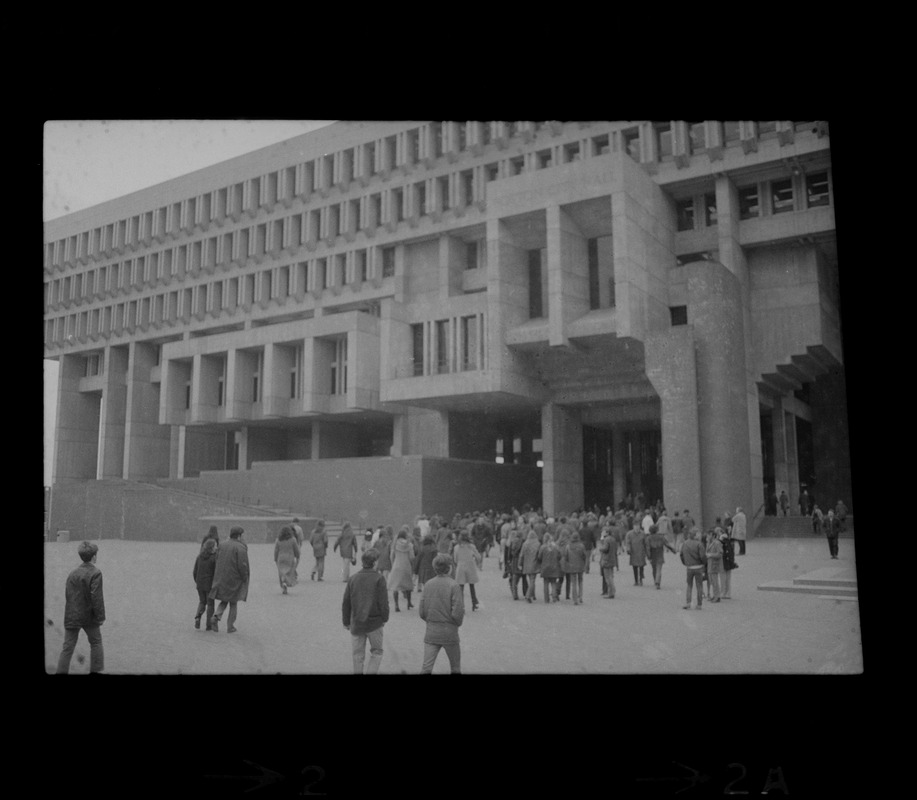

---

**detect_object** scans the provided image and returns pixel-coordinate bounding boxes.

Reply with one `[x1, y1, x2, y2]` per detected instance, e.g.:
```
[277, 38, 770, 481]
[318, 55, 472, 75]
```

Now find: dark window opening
[411, 323, 424, 376]
[771, 178, 794, 214]
[724, 121, 741, 143]
[676, 198, 695, 232]
[739, 186, 759, 219]
[382, 247, 395, 277]
[465, 241, 479, 271]
[705, 192, 718, 226]
[654, 122, 672, 159]
[806, 172, 829, 208]
[587, 238, 600, 310]
[528, 249, 544, 319]
[592, 134, 610, 155]
[622, 127, 640, 160]
[670, 305, 688, 326]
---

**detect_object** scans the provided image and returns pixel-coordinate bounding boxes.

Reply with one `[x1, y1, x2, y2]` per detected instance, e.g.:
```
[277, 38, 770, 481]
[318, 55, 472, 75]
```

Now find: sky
[43, 120, 337, 485]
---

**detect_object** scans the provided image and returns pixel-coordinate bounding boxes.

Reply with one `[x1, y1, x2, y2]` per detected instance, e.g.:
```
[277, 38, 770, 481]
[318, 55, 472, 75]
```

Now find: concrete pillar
[645, 328, 704, 523]
[238, 425, 249, 470]
[686, 260, 752, 528]
[123, 341, 171, 481]
[98, 346, 129, 479]
[546, 204, 589, 347]
[541, 402, 583, 516]
[54, 352, 101, 481]
[439, 234, 464, 299]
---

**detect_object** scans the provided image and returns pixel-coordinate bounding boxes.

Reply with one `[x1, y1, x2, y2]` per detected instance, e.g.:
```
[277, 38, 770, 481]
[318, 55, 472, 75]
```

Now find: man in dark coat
[342, 549, 390, 674]
[209, 527, 250, 633]
[310, 521, 329, 581]
[419, 554, 465, 673]
[824, 510, 840, 559]
[57, 541, 106, 674]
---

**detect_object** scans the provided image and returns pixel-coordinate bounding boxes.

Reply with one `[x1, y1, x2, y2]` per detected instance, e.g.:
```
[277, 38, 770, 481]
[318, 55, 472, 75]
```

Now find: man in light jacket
[418, 554, 465, 674]
[680, 529, 706, 610]
[56, 541, 106, 673]
[732, 507, 747, 555]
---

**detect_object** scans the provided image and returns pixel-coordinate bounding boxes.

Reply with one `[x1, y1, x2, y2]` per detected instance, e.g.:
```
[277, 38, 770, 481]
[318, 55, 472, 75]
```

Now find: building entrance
[582, 426, 663, 512]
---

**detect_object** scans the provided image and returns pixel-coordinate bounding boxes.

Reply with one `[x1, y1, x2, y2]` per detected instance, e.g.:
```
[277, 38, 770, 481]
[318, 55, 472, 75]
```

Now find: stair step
[793, 577, 857, 588]
[757, 580, 858, 596]
[815, 595, 859, 602]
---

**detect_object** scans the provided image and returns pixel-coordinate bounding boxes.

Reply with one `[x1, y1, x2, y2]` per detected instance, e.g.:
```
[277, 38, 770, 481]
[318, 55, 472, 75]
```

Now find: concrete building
[43, 120, 849, 532]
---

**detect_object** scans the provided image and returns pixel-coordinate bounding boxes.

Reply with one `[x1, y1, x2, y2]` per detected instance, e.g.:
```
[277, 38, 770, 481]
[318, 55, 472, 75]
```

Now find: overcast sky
[43, 120, 337, 485]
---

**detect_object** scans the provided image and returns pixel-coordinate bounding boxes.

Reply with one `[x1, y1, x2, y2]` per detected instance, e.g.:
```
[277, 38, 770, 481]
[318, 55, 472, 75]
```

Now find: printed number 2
[301, 765, 326, 796]
[725, 764, 790, 795]
[724, 763, 749, 795]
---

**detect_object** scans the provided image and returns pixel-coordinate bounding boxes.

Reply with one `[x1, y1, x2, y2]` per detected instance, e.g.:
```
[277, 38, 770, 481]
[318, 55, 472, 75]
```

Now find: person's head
[207, 525, 219, 538]
[278, 526, 292, 541]
[736, 507, 743, 515]
[397, 527, 409, 540]
[526, 530, 537, 541]
[571, 531, 581, 543]
[827, 509, 835, 518]
[230, 527, 244, 540]
[422, 533, 434, 545]
[459, 531, 471, 544]
[433, 553, 452, 575]
[361, 549, 379, 569]
[341, 521, 352, 534]
[315, 519, 325, 530]
[293, 517, 300, 524]
[78, 541, 98, 563]
[202, 538, 217, 556]
[649, 524, 658, 534]
[685, 528, 696, 539]
[543, 532, 554, 545]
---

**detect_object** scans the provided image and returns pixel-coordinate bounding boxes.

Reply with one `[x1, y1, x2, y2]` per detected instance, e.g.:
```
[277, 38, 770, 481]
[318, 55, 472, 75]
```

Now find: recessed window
[670, 306, 688, 326]
[675, 252, 708, 267]
[687, 121, 706, 153]
[536, 149, 552, 169]
[435, 319, 450, 374]
[528, 249, 544, 319]
[382, 247, 396, 278]
[654, 122, 673, 159]
[806, 172, 829, 208]
[509, 156, 525, 176]
[592, 133, 610, 155]
[705, 193, 718, 226]
[771, 179, 794, 214]
[563, 142, 581, 162]
[621, 128, 640, 160]
[484, 162, 499, 182]
[739, 186, 759, 219]
[465, 241, 479, 271]
[676, 198, 695, 232]
[411, 324, 424, 376]
[757, 121, 777, 137]
[723, 121, 741, 143]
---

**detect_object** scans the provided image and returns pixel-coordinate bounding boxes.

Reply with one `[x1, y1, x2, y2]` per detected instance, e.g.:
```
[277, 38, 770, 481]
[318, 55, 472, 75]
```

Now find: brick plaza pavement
[43, 534, 861, 674]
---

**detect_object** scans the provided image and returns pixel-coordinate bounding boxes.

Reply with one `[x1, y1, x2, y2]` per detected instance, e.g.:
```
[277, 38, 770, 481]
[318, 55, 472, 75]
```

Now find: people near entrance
[518, 530, 542, 603]
[561, 531, 587, 605]
[452, 531, 482, 611]
[799, 488, 810, 516]
[641, 509, 655, 534]
[682, 510, 695, 537]
[834, 500, 848, 534]
[507, 528, 527, 600]
[418, 554, 465, 674]
[193, 537, 218, 630]
[732, 507, 747, 555]
[201, 525, 220, 555]
[704, 525, 723, 603]
[538, 533, 563, 602]
[811, 505, 823, 536]
[209, 526, 250, 633]
[625, 521, 647, 586]
[680, 528, 706, 610]
[388, 527, 416, 612]
[824, 509, 840, 559]
[290, 518, 304, 547]
[645, 523, 676, 589]
[415, 534, 438, 594]
[779, 490, 789, 517]
[309, 521, 328, 581]
[719, 526, 737, 599]
[333, 521, 358, 583]
[375, 526, 394, 580]
[656, 508, 673, 551]
[598, 528, 617, 598]
[57, 541, 106, 674]
[342, 548, 389, 674]
[273, 525, 300, 594]
[580, 515, 598, 573]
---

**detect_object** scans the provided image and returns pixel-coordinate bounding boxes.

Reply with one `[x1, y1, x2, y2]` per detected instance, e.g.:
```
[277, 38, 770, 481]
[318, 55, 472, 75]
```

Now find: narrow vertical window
[806, 172, 829, 208]
[411, 323, 424, 376]
[705, 193, 717, 226]
[587, 238, 600, 310]
[382, 247, 396, 278]
[739, 186, 759, 219]
[676, 198, 695, 232]
[528, 250, 544, 319]
[435, 320, 449, 374]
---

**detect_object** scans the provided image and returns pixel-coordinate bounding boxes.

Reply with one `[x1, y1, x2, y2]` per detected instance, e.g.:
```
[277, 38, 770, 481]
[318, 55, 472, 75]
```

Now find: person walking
[507, 528, 527, 600]
[598, 528, 617, 599]
[333, 521, 358, 582]
[56, 541, 106, 674]
[811, 505, 824, 536]
[453, 531, 482, 611]
[779, 490, 789, 517]
[273, 525, 300, 594]
[342, 549, 390, 674]
[561, 531, 587, 605]
[656, 508, 673, 551]
[209, 526, 250, 633]
[625, 522, 648, 586]
[201, 525, 220, 554]
[415, 533, 438, 594]
[193, 538, 218, 629]
[732, 507, 747, 555]
[309, 521, 329, 581]
[518, 530, 542, 603]
[580, 515, 598, 573]
[705, 527, 723, 603]
[824, 509, 840, 558]
[645, 523, 676, 589]
[419, 554, 465, 674]
[720, 527, 737, 599]
[375, 526, 394, 580]
[388, 527, 416, 612]
[537, 533, 562, 603]
[290, 518, 304, 548]
[671, 512, 684, 551]
[680, 529, 706, 610]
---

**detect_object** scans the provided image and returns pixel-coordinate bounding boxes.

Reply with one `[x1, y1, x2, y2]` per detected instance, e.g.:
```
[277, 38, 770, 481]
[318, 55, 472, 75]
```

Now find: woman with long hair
[452, 531, 482, 611]
[274, 525, 300, 594]
[375, 525, 394, 581]
[518, 530, 542, 603]
[201, 525, 220, 554]
[388, 526, 416, 611]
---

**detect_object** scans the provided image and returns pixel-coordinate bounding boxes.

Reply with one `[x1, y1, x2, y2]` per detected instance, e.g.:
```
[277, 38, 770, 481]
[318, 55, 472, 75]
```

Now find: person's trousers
[313, 556, 325, 579]
[673, 533, 684, 551]
[195, 589, 215, 626]
[827, 535, 839, 557]
[460, 584, 479, 607]
[510, 573, 528, 598]
[214, 600, 238, 628]
[525, 574, 538, 601]
[352, 627, 384, 674]
[420, 641, 461, 673]
[707, 569, 721, 600]
[570, 572, 583, 603]
[602, 567, 616, 597]
[651, 563, 662, 586]
[563, 573, 571, 599]
[584, 549, 593, 573]
[685, 568, 704, 607]
[721, 569, 732, 598]
[341, 556, 351, 582]
[737, 540, 746, 555]
[57, 625, 104, 673]
[543, 577, 557, 602]
[632, 566, 645, 584]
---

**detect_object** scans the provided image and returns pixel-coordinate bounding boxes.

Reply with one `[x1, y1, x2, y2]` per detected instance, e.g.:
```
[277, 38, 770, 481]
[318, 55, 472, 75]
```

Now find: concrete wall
[422, 458, 542, 518]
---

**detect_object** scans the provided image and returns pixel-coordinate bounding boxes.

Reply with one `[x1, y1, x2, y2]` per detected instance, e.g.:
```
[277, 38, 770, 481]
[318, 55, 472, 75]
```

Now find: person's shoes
[655, 584, 660, 589]
[472, 604, 479, 611]
[282, 585, 288, 594]
[311, 572, 315, 581]
[194, 616, 201, 629]
[601, 594, 609, 598]
[712, 598, 720, 603]
[318, 577, 323, 581]
[227, 626, 237, 633]
[526, 597, 532, 603]
[683, 605, 690, 609]
[212, 618, 219, 632]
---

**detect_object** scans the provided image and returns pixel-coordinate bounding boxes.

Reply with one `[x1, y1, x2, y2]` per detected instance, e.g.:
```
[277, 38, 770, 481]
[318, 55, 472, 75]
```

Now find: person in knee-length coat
[375, 527, 394, 578]
[387, 527, 416, 612]
[333, 521, 358, 582]
[561, 531, 587, 605]
[310, 521, 329, 581]
[193, 538, 218, 629]
[273, 525, 300, 594]
[645, 524, 676, 589]
[625, 523, 647, 585]
[731, 507, 747, 555]
[518, 530, 542, 603]
[537, 533, 562, 603]
[598, 528, 617, 598]
[209, 526, 250, 633]
[452, 531, 482, 611]
[415, 534, 438, 592]
[507, 528, 528, 600]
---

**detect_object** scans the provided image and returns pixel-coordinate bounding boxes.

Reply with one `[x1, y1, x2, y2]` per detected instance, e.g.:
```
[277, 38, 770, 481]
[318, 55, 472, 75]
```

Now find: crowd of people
[53, 492, 847, 674]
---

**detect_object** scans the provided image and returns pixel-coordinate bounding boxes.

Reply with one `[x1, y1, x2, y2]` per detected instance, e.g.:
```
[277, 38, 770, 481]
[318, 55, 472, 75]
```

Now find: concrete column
[685, 260, 752, 528]
[546, 204, 589, 347]
[98, 346, 129, 479]
[645, 328, 704, 523]
[123, 341, 170, 481]
[541, 402, 583, 516]
[54, 352, 101, 481]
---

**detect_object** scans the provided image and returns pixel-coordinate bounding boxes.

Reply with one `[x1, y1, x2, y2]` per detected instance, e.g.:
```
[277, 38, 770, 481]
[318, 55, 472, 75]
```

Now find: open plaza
[43, 533, 861, 675]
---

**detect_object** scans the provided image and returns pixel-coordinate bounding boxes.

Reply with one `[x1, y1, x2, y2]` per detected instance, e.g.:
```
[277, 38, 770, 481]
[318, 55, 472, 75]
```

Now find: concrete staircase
[754, 515, 854, 539]
[758, 565, 858, 602]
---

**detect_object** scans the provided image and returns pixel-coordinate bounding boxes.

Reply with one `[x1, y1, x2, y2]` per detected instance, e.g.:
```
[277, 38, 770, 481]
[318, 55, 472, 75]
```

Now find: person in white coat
[732, 507, 747, 555]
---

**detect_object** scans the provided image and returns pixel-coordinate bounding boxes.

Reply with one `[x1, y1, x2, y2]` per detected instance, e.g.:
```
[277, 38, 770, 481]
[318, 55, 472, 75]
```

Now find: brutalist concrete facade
[44, 120, 848, 528]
